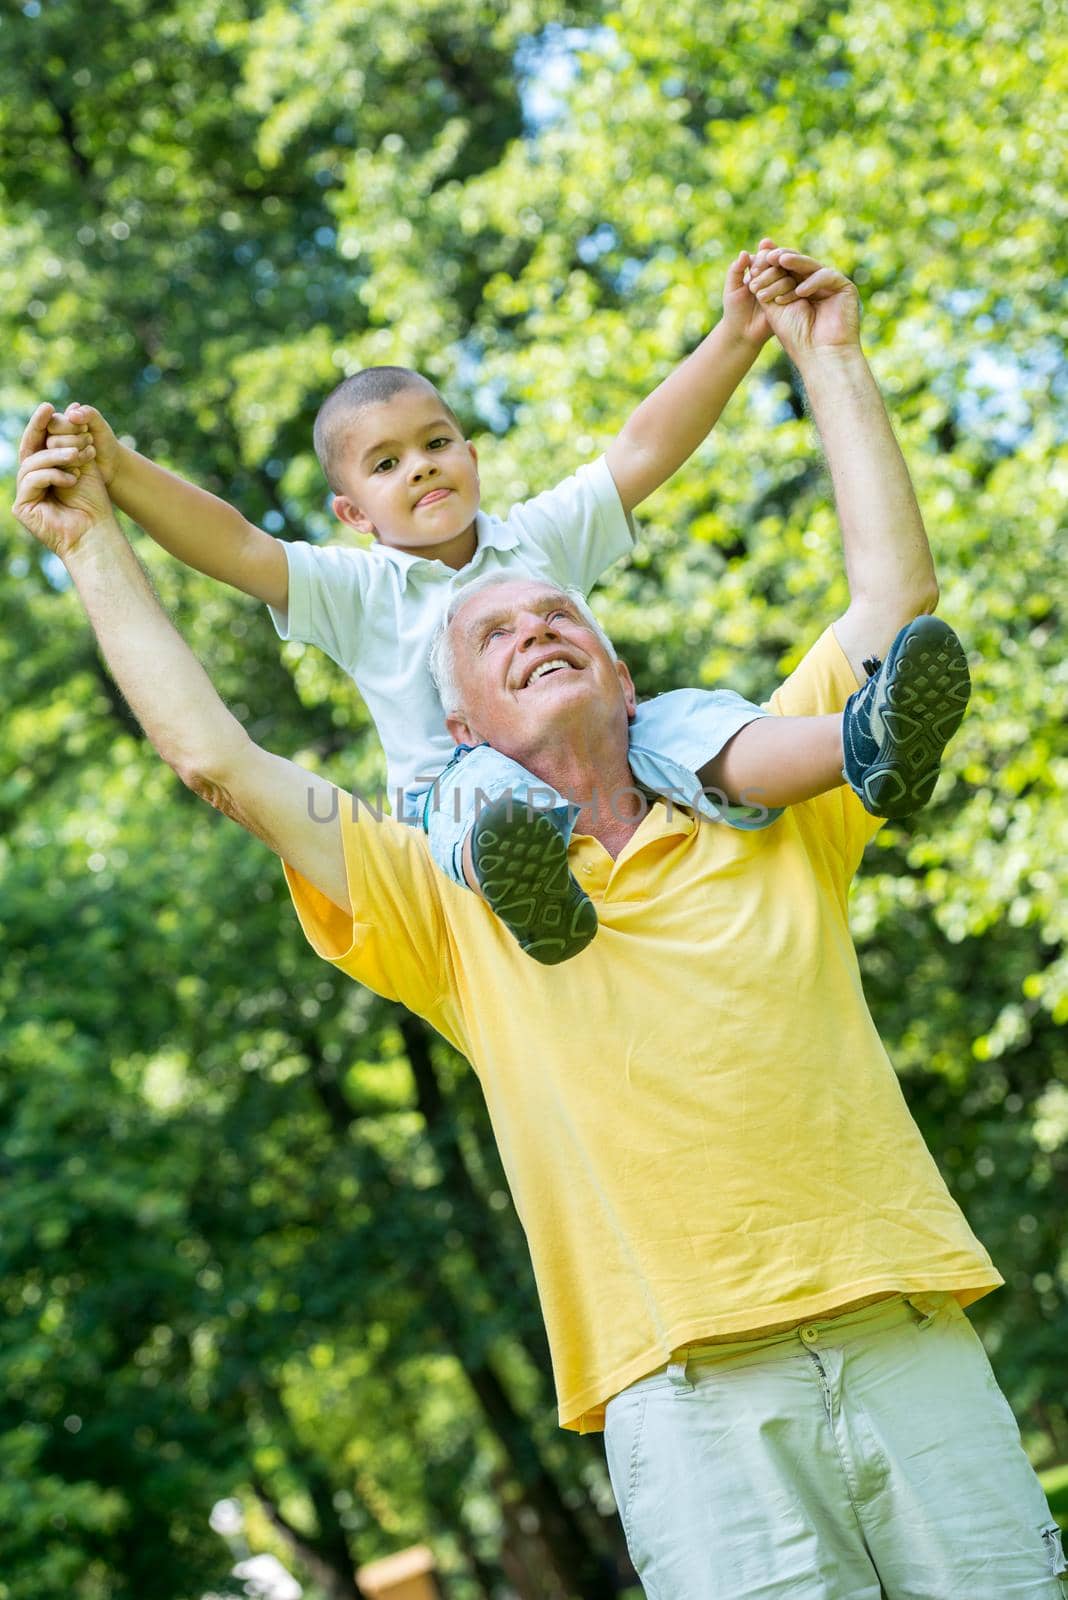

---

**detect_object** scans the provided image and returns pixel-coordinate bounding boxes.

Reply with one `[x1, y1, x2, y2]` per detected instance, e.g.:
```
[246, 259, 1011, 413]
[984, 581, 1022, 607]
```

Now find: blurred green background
[1, 0, 1065, 1595]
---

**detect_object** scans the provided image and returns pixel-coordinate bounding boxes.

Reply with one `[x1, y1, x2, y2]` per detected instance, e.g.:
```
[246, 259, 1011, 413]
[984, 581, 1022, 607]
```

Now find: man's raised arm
[11, 405, 351, 914]
[749, 248, 939, 683]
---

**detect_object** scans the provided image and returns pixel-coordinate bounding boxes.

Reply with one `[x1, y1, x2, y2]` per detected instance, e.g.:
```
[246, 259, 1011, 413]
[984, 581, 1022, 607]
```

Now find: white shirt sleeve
[503, 455, 637, 595]
[267, 542, 369, 674]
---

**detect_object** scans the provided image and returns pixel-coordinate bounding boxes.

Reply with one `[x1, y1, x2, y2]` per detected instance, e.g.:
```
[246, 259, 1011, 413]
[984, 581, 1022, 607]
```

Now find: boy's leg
[627, 689, 787, 832]
[470, 796, 598, 964]
[702, 714, 844, 809]
[632, 616, 970, 824]
[424, 744, 597, 965]
[840, 614, 971, 817]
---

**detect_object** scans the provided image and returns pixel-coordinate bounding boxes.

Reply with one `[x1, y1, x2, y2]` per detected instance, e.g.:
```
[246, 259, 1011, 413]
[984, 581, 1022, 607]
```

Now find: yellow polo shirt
[284, 627, 1002, 1432]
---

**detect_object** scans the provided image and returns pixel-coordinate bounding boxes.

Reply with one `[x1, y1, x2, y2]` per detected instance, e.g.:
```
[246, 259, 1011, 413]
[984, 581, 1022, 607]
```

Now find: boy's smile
[330, 386, 481, 568]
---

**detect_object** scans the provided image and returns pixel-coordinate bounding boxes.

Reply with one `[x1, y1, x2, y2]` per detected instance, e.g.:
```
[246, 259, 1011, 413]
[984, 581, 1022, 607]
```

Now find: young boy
[46, 243, 970, 963]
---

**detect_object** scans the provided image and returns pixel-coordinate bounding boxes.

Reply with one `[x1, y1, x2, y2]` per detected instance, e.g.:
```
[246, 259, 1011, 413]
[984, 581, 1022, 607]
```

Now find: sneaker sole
[861, 616, 971, 818]
[472, 798, 597, 965]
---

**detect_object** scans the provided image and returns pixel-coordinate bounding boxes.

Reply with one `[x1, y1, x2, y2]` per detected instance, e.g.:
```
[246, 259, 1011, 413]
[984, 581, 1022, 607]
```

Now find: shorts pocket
[1042, 1522, 1067, 1579]
[604, 1391, 648, 1548]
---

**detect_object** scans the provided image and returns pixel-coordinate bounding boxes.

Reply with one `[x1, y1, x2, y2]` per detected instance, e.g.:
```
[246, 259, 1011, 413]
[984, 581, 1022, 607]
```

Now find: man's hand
[745, 248, 861, 363]
[12, 403, 115, 559]
[42, 401, 289, 609]
[722, 236, 798, 347]
[45, 402, 121, 487]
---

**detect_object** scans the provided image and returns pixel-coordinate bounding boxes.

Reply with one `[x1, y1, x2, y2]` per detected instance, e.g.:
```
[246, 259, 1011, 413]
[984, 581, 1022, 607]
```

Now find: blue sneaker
[842, 616, 971, 818]
[471, 796, 597, 965]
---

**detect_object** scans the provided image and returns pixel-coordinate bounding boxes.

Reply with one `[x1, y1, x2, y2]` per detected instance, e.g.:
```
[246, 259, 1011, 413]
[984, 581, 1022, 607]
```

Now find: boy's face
[331, 387, 480, 562]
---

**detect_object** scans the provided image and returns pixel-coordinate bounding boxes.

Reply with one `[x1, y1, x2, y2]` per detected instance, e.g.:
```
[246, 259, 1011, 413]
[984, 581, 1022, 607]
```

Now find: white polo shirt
[269, 456, 636, 804]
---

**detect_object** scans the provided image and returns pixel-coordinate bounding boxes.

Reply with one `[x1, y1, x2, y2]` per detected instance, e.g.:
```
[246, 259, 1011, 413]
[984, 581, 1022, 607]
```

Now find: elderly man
[14, 256, 1066, 1598]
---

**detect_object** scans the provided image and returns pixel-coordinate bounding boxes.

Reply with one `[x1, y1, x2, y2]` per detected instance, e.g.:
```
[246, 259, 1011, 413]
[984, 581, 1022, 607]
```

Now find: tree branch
[252, 1480, 368, 1600]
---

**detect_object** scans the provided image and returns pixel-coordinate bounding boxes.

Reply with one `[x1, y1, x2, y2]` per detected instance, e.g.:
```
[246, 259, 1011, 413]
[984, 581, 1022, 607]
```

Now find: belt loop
[907, 1293, 943, 1328]
[667, 1355, 693, 1393]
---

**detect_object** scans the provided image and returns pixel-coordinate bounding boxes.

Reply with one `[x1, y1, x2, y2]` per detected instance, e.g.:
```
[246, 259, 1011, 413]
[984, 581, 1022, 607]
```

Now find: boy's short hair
[313, 366, 461, 493]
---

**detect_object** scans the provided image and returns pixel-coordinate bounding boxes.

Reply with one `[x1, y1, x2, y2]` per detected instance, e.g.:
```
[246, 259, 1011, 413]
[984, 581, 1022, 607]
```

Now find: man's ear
[445, 711, 477, 747]
[332, 495, 375, 535]
[616, 658, 638, 722]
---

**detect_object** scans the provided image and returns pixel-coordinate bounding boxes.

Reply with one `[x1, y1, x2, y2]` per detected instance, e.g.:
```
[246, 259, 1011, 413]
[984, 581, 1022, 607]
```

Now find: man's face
[444, 581, 636, 763]
[331, 386, 480, 559]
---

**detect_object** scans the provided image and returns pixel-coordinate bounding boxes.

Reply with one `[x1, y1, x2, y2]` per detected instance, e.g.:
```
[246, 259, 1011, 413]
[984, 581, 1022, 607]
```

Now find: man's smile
[518, 652, 585, 689]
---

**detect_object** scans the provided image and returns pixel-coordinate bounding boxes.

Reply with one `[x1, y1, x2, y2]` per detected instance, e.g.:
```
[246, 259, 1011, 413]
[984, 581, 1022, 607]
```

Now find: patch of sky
[944, 288, 987, 317]
[454, 335, 513, 434]
[474, 378, 513, 434]
[40, 551, 71, 590]
[230, 1553, 302, 1599]
[577, 223, 618, 264]
[929, 337, 1065, 451]
[604, 243, 676, 299]
[614, 257, 644, 295]
[750, 375, 798, 428]
[956, 341, 1066, 448]
[514, 24, 621, 134]
[934, 291, 1065, 449]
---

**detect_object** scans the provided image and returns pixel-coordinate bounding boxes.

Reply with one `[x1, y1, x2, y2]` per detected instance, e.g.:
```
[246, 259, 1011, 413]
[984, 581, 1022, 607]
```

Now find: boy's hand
[45, 402, 121, 487]
[13, 404, 116, 560]
[744, 248, 861, 362]
[722, 236, 798, 348]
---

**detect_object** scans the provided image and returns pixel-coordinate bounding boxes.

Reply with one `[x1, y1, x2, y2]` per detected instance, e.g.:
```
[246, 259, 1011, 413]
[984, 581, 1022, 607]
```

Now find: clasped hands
[726, 236, 862, 358]
[11, 402, 113, 559]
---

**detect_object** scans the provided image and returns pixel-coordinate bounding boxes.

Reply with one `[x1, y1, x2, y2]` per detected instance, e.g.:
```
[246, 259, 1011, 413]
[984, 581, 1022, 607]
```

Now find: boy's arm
[604, 241, 796, 515]
[48, 404, 288, 610]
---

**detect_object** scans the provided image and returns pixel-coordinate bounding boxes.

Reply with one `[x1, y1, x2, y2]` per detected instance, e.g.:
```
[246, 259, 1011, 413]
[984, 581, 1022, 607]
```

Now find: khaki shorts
[604, 1294, 1067, 1599]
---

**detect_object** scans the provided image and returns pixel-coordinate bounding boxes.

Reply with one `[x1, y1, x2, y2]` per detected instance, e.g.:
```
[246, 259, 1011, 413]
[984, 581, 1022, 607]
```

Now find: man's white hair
[428, 571, 617, 714]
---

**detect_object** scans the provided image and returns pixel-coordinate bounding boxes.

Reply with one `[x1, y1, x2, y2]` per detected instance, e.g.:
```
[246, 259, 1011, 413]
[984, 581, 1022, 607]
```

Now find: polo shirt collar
[569, 798, 696, 864]
[568, 800, 697, 898]
[614, 798, 699, 859]
[373, 510, 520, 590]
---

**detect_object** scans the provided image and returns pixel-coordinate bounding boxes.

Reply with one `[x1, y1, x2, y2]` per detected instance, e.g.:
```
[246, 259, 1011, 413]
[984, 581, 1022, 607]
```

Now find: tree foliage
[1, 0, 1065, 1594]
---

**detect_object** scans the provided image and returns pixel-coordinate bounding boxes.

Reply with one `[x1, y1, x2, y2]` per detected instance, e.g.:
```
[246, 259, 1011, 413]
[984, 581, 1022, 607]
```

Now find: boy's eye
[428, 436, 450, 449]
[372, 457, 396, 474]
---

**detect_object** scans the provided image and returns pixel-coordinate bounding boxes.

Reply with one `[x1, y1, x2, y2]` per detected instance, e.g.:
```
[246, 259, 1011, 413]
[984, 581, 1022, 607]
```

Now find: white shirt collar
[373, 510, 520, 590]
